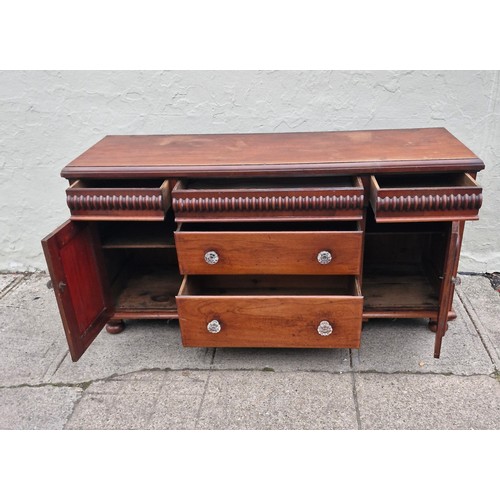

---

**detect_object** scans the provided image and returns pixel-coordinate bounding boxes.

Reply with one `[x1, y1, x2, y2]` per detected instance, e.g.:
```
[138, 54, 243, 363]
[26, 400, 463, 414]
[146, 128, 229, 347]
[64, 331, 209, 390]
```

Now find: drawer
[175, 221, 362, 275]
[172, 176, 364, 222]
[66, 179, 170, 220]
[176, 275, 363, 348]
[370, 173, 482, 222]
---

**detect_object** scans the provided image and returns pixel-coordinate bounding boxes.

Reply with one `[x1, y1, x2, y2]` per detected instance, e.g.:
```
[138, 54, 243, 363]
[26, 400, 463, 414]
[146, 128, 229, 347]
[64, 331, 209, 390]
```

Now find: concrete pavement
[0, 272, 498, 429]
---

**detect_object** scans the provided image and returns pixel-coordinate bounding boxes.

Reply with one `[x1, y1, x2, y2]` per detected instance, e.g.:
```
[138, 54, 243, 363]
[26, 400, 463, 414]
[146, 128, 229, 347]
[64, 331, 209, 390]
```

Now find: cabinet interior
[363, 212, 447, 314]
[97, 214, 181, 317]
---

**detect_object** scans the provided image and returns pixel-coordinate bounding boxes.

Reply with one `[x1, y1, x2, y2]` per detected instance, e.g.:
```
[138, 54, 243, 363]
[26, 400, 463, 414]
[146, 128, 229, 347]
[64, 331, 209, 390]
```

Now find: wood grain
[177, 276, 363, 348]
[370, 173, 482, 222]
[66, 179, 170, 220]
[172, 178, 364, 221]
[62, 129, 483, 179]
[41, 220, 112, 361]
[175, 228, 362, 275]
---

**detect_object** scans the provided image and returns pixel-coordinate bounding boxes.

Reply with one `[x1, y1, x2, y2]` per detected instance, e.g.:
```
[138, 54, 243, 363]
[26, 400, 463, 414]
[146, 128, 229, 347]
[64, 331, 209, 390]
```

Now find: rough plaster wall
[0, 70, 499, 272]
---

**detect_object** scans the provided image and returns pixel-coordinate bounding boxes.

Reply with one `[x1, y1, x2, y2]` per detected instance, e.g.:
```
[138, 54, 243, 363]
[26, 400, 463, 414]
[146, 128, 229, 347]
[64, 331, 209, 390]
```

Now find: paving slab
[0, 273, 21, 296]
[0, 386, 83, 429]
[212, 347, 351, 373]
[457, 275, 500, 368]
[0, 275, 69, 386]
[352, 296, 494, 375]
[50, 320, 213, 384]
[355, 372, 500, 429]
[65, 370, 208, 429]
[197, 371, 357, 430]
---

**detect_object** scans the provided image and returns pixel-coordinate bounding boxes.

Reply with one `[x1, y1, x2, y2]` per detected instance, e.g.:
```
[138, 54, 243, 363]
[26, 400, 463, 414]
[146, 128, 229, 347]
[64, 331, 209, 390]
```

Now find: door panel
[42, 220, 113, 361]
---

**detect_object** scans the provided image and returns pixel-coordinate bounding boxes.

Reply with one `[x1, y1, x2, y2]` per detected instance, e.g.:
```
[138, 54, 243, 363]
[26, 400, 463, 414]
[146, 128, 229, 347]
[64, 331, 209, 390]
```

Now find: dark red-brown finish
[66, 179, 170, 220]
[370, 174, 482, 222]
[172, 178, 364, 221]
[41, 221, 113, 361]
[41, 128, 485, 361]
[61, 128, 484, 179]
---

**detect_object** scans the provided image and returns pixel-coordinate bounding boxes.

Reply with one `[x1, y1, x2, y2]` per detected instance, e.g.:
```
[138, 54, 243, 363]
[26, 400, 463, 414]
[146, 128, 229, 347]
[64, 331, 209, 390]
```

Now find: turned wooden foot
[428, 320, 449, 333]
[448, 309, 457, 321]
[106, 320, 125, 334]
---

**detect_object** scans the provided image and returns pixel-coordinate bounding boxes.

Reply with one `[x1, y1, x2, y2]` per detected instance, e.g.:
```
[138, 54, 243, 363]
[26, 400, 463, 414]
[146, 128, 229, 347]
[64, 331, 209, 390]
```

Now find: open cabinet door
[433, 221, 461, 358]
[42, 220, 113, 361]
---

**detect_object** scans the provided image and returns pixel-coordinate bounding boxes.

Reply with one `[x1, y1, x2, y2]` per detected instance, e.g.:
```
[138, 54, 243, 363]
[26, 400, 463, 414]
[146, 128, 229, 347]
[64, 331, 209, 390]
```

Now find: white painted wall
[0, 70, 498, 272]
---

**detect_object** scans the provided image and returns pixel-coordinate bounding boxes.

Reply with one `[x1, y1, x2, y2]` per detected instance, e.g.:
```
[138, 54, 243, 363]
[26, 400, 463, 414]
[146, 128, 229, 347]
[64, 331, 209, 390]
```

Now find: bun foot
[106, 320, 125, 334]
[428, 320, 448, 333]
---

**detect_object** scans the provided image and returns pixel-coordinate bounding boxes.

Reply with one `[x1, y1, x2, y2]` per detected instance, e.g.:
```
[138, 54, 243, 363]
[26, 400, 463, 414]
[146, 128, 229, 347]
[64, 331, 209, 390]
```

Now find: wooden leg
[106, 320, 125, 334]
[434, 328, 445, 359]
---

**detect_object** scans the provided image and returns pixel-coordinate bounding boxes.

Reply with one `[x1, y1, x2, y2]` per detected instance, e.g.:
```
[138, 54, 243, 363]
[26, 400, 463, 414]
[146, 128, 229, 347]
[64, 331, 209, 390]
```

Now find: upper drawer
[171, 177, 364, 222]
[175, 221, 362, 275]
[66, 179, 170, 220]
[369, 173, 482, 222]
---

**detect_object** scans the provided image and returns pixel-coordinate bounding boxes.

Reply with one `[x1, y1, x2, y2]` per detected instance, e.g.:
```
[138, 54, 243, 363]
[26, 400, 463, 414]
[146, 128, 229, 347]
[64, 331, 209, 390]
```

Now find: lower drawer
[176, 275, 363, 348]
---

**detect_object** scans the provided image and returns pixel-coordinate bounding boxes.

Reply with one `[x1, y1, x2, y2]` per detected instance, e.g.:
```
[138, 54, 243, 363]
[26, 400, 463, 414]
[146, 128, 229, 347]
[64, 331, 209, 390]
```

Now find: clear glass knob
[207, 320, 221, 334]
[317, 250, 333, 265]
[317, 320, 333, 336]
[204, 250, 219, 265]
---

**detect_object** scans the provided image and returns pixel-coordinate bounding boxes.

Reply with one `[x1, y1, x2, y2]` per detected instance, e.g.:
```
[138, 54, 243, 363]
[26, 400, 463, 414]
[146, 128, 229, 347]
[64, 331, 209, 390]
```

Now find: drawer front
[177, 295, 363, 348]
[175, 230, 362, 275]
[172, 177, 364, 222]
[176, 275, 363, 348]
[370, 173, 482, 222]
[66, 180, 170, 220]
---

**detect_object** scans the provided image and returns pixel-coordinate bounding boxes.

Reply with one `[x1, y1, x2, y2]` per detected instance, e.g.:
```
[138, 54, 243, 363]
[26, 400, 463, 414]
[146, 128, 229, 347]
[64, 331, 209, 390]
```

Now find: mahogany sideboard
[41, 128, 484, 361]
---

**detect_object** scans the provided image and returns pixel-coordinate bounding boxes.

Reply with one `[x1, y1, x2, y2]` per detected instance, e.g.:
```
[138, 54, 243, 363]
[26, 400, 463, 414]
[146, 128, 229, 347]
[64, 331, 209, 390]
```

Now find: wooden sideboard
[41, 128, 484, 361]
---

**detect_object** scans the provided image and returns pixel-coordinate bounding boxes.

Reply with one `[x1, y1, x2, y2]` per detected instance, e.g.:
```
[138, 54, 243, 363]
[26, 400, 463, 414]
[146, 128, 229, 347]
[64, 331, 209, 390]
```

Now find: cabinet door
[42, 220, 113, 361]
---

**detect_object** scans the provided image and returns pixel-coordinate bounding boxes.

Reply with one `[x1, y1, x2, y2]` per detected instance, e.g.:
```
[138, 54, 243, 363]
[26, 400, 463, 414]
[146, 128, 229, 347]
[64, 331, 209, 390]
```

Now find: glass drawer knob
[317, 250, 333, 265]
[317, 320, 333, 336]
[207, 320, 221, 334]
[204, 250, 219, 265]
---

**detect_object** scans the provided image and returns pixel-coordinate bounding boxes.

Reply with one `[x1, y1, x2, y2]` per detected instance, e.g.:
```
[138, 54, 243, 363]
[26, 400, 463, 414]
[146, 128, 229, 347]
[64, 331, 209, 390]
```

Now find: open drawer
[175, 220, 363, 275]
[369, 173, 482, 222]
[171, 176, 364, 221]
[66, 179, 171, 220]
[176, 275, 363, 348]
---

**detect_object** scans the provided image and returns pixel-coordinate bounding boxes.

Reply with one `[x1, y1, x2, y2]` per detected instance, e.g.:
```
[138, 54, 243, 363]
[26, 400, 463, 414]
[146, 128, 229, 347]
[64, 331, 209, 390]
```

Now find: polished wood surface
[172, 177, 364, 221]
[66, 179, 170, 220]
[177, 276, 363, 348]
[370, 173, 482, 222]
[42, 128, 484, 360]
[41, 221, 112, 361]
[175, 226, 362, 275]
[62, 128, 483, 178]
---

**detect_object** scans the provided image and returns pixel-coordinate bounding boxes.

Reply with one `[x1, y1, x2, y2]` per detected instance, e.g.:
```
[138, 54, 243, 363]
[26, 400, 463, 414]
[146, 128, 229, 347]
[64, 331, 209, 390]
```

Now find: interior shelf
[99, 220, 175, 249]
[114, 265, 181, 317]
[362, 263, 439, 314]
[103, 247, 181, 319]
[362, 227, 446, 317]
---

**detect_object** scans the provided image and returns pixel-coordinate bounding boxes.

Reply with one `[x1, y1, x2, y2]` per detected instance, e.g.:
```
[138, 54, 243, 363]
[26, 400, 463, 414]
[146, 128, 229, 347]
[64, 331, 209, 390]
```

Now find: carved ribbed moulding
[376, 192, 483, 212]
[67, 193, 164, 211]
[172, 194, 364, 213]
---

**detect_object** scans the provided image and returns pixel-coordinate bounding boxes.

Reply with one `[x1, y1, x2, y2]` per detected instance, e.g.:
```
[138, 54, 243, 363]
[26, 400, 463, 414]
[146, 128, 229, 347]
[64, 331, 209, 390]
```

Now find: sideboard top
[62, 128, 484, 178]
